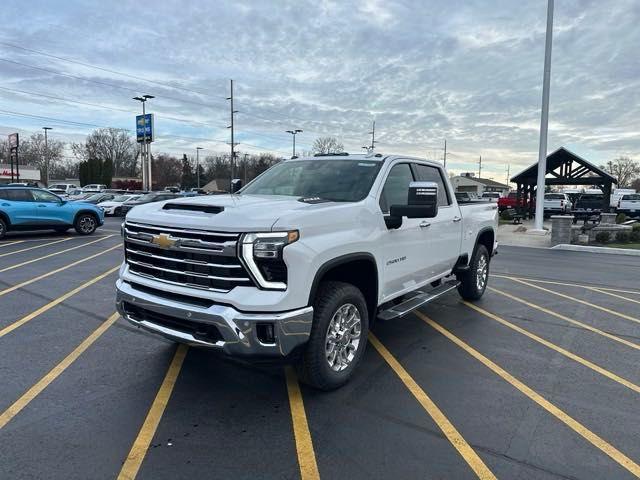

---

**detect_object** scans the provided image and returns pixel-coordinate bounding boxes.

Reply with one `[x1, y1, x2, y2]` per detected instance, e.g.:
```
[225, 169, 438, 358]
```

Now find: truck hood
[124, 194, 347, 232]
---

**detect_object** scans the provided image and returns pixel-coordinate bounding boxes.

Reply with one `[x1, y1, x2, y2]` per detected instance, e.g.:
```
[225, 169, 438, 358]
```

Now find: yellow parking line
[285, 366, 321, 480]
[0, 245, 120, 298]
[506, 277, 640, 326]
[369, 334, 497, 480]
[493, 274, 640, 296]
[463, 301, 640, 394]
[0, 265, 120, 338]
[0, 237, 71, 258]
[0, 234, 115, 273]
[117, 344, 188, 480]
[0, 312, 119, 429]
[413, 311, 640, 478]
[0, 240, 25, 248]
[488, 287, 640, 351]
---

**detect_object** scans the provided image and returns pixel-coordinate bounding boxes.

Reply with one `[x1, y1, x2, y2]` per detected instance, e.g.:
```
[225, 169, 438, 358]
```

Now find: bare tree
[72, 128, 138, 177]
[312, 137, 345, 155]
[601, 156, 640, 187]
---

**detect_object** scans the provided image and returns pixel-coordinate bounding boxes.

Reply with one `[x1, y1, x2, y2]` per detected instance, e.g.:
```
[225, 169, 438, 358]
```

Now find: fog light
[256, 323, 276, 344]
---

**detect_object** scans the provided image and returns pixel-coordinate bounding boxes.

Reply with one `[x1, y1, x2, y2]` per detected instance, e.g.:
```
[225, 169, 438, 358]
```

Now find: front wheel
[297, 281, 369, 390]
[457, 244, 490, 301]
[74, 214, 97, 235]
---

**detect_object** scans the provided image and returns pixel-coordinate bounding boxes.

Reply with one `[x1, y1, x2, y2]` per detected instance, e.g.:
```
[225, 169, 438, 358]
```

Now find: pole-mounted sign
[136, 114, 154, 143]
[8, 133, 19, 182]
[8, 133, 19, 149]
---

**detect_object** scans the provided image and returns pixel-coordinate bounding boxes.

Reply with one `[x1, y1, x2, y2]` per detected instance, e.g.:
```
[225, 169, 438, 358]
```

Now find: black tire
[74, 213, 98, 235]
[114, 207, 122, 217]
[54, 227, 70, 234]
[296, 281, 369, 391]
[0, 217, 6, 240]
[457, 244, 490, 301]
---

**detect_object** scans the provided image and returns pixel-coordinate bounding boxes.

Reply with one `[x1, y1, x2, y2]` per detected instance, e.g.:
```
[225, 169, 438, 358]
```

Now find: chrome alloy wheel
[325, 303, 362, 372]
[79, 215, 96, 233]
[476, 253, 488, 291]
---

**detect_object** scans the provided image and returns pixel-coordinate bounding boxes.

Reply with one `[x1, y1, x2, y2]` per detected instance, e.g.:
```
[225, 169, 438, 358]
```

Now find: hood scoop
[298, 196, 331, 204]
[162, 203, 224, 214]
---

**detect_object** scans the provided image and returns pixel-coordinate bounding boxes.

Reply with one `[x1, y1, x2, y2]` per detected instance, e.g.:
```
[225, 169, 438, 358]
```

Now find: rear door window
[1, 188, 33, 201]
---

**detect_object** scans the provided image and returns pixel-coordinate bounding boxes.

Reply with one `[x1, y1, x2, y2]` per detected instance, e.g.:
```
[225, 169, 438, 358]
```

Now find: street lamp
[133, 95, 155, 190]
[42, 127, 52, 186]
[285, 129, 303, 158]
[196, 147, 203, 188]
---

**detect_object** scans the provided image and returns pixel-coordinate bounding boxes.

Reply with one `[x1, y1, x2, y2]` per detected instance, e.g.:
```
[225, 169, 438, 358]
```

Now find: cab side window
[413, 164, 451, 206]
[379, 163, 414, 214]
[31, 190, 61, 203]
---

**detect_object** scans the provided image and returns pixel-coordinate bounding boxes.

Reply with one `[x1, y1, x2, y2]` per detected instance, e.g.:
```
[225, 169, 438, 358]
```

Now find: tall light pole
[533, 0, 554, 231]
[369, 121, 376, 151]
[133, 95, 154, 190]
[196, 147, 203, 188]
[285, 129, 303, 158]
[42, 127, 52, 186]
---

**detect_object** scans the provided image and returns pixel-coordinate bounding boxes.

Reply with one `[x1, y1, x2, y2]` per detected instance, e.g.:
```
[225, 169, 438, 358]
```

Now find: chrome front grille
[124, 221, 252, 292]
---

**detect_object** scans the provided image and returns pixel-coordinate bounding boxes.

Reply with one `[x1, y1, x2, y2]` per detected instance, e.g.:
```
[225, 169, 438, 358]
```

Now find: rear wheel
[297, 281, 369, 390]
[457, 244, 490, 301]
[74, 213, 97, 235]
[0, 218, 7, 239]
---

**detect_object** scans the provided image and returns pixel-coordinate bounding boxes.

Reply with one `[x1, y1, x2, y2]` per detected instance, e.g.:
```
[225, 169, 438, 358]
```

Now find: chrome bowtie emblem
[151, 233, 177, 249]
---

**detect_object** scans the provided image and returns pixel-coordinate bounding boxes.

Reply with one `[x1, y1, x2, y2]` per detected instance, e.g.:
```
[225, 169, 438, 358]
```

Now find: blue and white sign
[136, 114, 154, 143]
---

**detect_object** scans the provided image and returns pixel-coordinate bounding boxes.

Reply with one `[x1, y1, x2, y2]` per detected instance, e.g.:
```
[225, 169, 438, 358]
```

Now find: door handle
[453, 216, 462, 223]
[419, 221, 431, 228]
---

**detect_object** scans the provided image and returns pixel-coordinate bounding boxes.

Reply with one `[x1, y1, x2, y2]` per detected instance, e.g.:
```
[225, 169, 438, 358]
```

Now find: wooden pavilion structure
[510, 147, 617, 217]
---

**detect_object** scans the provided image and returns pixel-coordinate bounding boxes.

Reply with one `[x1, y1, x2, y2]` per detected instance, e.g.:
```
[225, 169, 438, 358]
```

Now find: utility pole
[443, 139, 447, 169]
[369, 121, 376, 151]
[478, 155, 482, 178]
[285, 129, 303, 158]
[43, 127, 52, 186]
[533, 0, 554, 231]
[196, 147, 203, 188]
[226, 79, 238, 190]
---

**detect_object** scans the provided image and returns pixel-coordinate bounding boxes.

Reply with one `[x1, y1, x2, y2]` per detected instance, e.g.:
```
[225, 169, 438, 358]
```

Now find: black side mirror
[387, 182, 439, 229]
[231, 178, 243, 193]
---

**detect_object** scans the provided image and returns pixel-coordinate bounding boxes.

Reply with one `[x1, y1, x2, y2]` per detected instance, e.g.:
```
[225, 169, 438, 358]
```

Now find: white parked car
[617, 194, 640, 217]
[48, 183, 79, 195]
[116, 153, 498, 390]
[543, 193, 572, 215]
[97, 194, 141, 216]
[481, 192, 501, 202]
[82, 184, 107, 193]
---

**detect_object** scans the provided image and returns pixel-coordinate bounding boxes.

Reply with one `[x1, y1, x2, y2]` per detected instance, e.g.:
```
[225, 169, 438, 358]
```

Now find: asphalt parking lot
[1, 217, 639, 480]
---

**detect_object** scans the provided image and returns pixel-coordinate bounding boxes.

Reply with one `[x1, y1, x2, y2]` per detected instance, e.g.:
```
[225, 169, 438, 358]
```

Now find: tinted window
[413, 164, 451, 206]
[32, 190, 61, 203]
[623, 194, 640, 200]
[0, 188, 33, 201]
[545, 194, 565, 200]
[379, 163, 414, 213]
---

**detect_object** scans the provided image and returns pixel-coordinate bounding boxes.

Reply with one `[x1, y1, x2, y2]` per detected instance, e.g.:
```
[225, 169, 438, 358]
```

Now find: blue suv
[0, 186, 104, 239]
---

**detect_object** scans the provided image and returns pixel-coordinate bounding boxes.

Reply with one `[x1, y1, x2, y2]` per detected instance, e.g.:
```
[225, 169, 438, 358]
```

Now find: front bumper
[115, 279, 313, 357]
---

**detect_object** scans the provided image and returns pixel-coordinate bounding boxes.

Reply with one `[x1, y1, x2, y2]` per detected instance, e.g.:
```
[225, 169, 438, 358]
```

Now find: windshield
[241, 159, 383, 202]
[137, 193, 158, 202]
[113, 195, 134, 202]
[84, 194, 105, 201]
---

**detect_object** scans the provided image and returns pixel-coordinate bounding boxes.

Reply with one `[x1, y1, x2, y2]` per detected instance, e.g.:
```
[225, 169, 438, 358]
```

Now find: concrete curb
[552, 244, 640, 256]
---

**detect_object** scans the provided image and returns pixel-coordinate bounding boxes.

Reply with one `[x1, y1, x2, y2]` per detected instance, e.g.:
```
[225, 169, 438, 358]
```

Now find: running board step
[377, 280, 460, 321]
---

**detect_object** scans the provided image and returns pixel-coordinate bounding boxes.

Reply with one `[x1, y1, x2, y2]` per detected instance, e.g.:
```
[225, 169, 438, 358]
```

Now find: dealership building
[450, 173, 510, 196]
[0, 164, 42, 185]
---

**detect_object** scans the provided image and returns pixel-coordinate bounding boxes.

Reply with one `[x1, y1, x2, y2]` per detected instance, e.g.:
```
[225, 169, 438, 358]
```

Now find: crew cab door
[412, 163, 462, 277]
[378, 162, 432, 299]
[0, 188, 35, 225]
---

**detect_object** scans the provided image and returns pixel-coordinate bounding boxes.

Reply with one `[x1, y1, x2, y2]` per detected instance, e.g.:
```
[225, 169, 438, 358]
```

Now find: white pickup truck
[116, 154, 498, 389]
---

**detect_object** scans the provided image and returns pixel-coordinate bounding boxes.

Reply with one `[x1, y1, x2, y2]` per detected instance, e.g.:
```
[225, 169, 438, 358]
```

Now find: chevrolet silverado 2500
[116, 154, 498, 389]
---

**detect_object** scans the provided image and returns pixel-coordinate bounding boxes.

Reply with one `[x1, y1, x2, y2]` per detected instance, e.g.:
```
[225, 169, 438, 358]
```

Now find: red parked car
[498, 192, 535, 212]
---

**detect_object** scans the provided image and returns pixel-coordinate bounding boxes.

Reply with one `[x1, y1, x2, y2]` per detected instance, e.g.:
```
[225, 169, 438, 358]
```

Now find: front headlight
[241, 231, 299, 290]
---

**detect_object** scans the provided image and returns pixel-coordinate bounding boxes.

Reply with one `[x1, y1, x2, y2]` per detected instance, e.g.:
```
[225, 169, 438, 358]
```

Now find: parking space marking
[493, 274, 640, 296]
[0, 234, 115, 273]
[590, 287, 640, 306]
[285, 366, 321, 480]
[0, 240, 25, 248]
[117, 344, 188, 480]
[488, 287, 640, 351]
[0, 237, 71, 258]
[369, 333, 497, 480]
[414, 311, 640, 478]
[505, 277, 640, 326]
[0, 244, 120, 298]
[0, 265, 119, 338]
[0, 312, 119, 429]
[463, 301, 640, 394]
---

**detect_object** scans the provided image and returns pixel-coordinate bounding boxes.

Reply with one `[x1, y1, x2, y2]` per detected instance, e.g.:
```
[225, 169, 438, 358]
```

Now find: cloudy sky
[1, 0, 638, 182]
